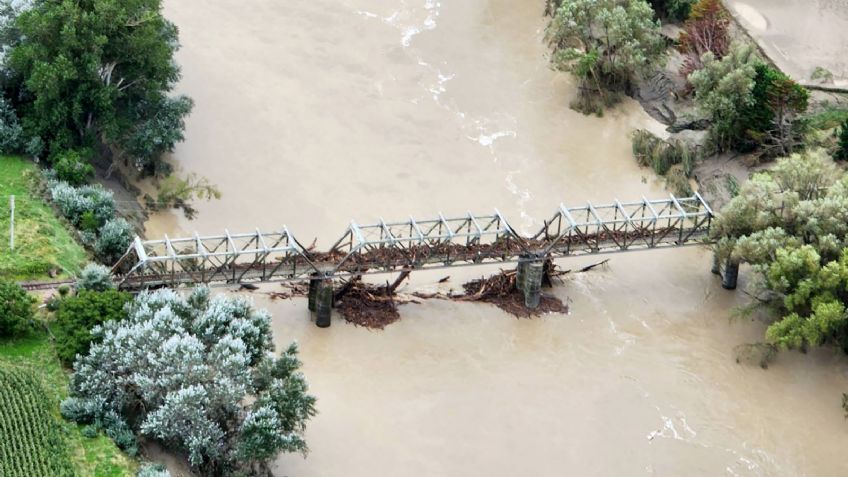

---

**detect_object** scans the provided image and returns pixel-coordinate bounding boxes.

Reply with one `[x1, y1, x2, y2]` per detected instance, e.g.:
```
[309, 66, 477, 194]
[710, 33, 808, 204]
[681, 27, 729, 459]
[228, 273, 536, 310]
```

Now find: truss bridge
[112, 193, 714, 293]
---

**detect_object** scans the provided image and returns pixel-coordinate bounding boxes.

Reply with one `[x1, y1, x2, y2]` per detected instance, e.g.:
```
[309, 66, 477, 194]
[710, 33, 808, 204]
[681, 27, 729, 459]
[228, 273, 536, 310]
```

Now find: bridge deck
[113, 194, 713, 289]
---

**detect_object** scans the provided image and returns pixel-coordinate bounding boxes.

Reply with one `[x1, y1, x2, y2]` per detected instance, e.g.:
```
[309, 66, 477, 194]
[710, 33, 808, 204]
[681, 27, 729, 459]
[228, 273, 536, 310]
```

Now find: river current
[150, 1, 848, 475]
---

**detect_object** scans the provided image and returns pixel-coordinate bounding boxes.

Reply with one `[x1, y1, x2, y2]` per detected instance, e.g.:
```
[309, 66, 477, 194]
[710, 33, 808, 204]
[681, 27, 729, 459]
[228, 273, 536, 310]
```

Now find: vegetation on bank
[61, 288, 317, 476]
[0, 0, 220, 273]
[546, 0, 666, 115]
[0, 155, 88, 280]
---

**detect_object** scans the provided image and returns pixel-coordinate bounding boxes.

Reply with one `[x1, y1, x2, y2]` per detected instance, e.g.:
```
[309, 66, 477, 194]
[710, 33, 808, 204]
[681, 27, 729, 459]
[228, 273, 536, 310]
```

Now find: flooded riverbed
[155, 0, 848, 475]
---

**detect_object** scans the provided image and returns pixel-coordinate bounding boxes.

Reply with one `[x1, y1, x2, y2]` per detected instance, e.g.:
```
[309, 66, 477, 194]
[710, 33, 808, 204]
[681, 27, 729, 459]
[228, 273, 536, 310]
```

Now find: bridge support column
[711, 253, 721, 275]
[722, 259, 739, 290]
[516, 254, 531, 291]
[523, 261, 544, 309]
[308, 274, 321, 312]
[315, 279, 334, 328]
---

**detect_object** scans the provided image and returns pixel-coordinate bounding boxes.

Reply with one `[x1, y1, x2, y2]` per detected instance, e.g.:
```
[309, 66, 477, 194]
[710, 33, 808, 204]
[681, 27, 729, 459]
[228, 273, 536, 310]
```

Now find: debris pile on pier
[334, 272, 410, 329]
[459, 268, 569, 318]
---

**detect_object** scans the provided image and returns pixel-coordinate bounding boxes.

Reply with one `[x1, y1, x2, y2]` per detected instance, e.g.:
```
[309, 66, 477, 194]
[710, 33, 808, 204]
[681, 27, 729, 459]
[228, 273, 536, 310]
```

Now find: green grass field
[0, 156, 88, 280]
[0, 333, 137, 477]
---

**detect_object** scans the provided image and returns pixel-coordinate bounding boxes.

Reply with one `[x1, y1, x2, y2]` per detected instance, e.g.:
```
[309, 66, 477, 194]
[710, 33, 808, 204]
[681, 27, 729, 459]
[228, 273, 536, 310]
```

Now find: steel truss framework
[112, 194, 713, 289]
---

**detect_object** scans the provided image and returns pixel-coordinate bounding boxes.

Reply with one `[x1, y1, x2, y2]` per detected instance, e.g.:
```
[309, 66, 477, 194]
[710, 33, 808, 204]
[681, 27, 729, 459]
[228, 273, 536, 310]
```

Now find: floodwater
[727, 0, 848, 85]
[154, 0, 848, 475]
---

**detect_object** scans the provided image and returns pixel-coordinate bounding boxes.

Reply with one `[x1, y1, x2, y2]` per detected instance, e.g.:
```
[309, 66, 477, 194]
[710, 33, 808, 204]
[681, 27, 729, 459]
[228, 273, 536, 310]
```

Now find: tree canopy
[548, 0, 665, 113]
[7, 0, 191, 174]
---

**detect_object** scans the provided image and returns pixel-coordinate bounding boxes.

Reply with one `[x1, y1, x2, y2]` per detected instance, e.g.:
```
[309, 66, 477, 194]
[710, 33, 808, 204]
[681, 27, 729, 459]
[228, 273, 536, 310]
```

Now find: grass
[0, 156, 88, 280]
[0, 331, 137, 477]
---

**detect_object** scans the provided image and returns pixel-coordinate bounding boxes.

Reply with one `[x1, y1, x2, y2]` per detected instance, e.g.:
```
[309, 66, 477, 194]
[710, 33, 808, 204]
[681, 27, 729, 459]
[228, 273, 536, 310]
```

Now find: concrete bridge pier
[515, 254, 531, 291]
[722, 258, 739, 290]
[523, 261, 544, 309]
[314, 278, 334, 328]
[711, 253, 721, 275]
[308, 273, 321, 311]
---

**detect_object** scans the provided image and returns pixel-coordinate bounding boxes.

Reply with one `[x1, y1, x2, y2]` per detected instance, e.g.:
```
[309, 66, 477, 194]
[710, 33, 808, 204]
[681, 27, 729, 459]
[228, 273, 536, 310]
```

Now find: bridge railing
[112, 193, 713, 289]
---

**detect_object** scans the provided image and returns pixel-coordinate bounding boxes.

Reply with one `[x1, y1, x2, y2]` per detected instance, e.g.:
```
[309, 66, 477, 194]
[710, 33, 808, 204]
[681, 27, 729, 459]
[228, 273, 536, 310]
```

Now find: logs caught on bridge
[458, 268, 570, 318]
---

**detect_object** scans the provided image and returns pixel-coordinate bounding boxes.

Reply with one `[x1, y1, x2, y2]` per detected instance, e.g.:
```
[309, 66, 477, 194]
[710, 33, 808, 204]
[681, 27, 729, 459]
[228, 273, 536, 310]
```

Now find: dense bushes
[47, 178, 133, 263]
[95, 218, 133, 264]
[76, 263, 115, 292]
[63, 288, 317, 476]
[0, 280, 35, 337]
[52, 289, 130, 365]
[631, 129, 695, 176]
[53, 150, 94, 186]
[48, 179, 115, 229]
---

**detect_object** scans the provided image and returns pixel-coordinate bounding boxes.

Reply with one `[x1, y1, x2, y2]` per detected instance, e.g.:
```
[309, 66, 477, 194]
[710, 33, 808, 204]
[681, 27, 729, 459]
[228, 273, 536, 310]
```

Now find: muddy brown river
[152, 1, 848, 475]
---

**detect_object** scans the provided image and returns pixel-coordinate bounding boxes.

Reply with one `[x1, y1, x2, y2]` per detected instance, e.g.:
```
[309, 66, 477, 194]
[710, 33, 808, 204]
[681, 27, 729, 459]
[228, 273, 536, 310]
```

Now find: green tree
[8, 0, 191, 174]
[737, 64, 808, 154]
[548, 0, 665, 113]
[52, 289, 130, 365]
[689, 41, 760, 151]
[0, 280, 35, 337]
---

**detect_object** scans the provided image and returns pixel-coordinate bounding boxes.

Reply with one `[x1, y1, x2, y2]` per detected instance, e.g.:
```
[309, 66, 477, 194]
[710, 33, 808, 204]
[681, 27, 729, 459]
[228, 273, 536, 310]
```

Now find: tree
[8, 0, 191, 173]
[678, 0, 730, 76]
[736, 64, 808, 155]
[52, 289, 130, 365]
[548, 0, 665, 113]
[0, 280, 35, 337]
[63, 288, 317, 476]
[712, 150, 848, 352]
[689, 41, 760, 150]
